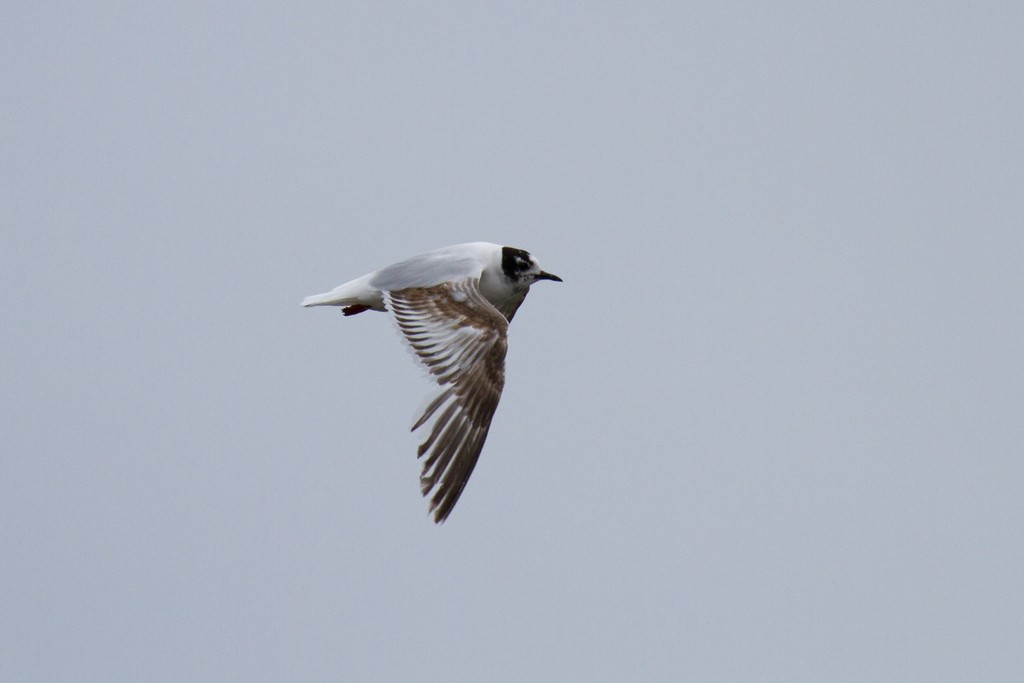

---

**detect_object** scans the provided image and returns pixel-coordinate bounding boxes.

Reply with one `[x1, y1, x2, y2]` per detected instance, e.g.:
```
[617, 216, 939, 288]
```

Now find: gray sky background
[3, 3, 1022, 681]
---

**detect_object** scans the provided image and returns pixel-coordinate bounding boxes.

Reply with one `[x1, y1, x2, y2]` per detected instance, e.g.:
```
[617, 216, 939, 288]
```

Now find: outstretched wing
[369, 243, 491, 292]
[384, 279, 509, 523]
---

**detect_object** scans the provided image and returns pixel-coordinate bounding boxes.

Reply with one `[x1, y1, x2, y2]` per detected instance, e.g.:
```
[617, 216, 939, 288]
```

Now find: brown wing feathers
[385, 281, 509, 523]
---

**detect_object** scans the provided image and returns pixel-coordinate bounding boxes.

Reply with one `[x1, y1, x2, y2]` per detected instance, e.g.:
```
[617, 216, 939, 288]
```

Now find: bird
[302, 242, 562, 523]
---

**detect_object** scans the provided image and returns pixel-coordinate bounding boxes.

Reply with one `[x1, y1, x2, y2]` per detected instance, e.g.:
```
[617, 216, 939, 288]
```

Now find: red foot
[342, 304, 371, 316]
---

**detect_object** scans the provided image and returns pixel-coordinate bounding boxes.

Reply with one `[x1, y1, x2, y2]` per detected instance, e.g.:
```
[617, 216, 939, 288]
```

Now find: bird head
[501, 246, 563, 287]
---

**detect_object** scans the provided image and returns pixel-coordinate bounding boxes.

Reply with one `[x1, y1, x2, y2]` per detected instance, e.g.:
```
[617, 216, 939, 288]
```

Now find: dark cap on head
[501, 245, 563, 283]
[501, 246, 533, 278]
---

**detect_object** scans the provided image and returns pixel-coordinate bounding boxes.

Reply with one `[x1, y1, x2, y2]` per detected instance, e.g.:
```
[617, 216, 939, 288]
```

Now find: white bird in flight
[302, 242, 562, 523]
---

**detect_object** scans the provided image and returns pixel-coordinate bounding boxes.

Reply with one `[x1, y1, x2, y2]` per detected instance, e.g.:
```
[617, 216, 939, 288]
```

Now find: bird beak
[536, 271, 563, 282]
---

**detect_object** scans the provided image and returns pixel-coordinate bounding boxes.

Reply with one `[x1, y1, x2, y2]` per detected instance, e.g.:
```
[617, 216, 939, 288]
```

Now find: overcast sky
[3, 3, 1022, 681]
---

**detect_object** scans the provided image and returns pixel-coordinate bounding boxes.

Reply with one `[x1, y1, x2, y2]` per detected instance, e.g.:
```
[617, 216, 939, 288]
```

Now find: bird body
[301, 242, 540, 319]
[302, 242, 561, 522]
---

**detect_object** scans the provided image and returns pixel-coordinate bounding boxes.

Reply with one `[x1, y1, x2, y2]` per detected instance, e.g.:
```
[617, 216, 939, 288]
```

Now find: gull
[302, 242, 562, 523]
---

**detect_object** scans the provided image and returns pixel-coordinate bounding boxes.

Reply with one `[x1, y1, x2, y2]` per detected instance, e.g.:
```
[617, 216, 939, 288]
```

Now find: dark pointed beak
[536, 271, 563, 283]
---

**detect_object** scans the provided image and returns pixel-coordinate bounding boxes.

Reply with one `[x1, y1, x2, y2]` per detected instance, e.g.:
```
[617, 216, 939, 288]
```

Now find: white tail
[301, 273, 379, 309]
[301, 290, 348, 307]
